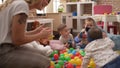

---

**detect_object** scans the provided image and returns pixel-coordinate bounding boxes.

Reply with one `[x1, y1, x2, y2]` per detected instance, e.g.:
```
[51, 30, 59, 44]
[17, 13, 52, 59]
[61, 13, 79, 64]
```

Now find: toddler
[57, 24, 75, 48]
[74, 17, 107, 49]
[81, 27, 120, 68]
[75, 18, 97, 49]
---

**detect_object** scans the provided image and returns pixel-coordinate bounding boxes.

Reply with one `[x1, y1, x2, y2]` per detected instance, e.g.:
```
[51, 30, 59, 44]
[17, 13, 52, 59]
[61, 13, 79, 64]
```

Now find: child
[74, 17, 99, 49]
[57, 24, 75, 48]
[24, 36, 53, 56]
[81, 27, 120, 68]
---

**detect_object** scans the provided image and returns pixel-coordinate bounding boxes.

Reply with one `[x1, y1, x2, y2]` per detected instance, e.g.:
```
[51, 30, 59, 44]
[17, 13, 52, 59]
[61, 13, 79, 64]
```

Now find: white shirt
[23, 41, 53, 56]
[81, 37, 119, 68]
[0, 0, 29, 44]
[59, 33, 74, 44]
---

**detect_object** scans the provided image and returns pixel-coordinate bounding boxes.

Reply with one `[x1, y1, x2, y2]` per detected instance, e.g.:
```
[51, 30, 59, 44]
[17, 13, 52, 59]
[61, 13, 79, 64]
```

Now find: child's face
[85, 20, 94, 28]
[38, 38, 49, 45]
[60, 27, 70, 38]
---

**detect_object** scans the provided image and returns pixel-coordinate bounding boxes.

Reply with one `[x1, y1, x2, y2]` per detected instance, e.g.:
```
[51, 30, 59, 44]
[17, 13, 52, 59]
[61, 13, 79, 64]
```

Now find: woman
[0, 0, 51, 68]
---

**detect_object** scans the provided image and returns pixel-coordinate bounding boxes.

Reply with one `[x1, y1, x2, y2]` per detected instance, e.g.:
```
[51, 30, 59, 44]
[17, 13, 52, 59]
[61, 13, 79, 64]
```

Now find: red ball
[67, 63, 74, 68]
[54, 54, 59, 60]
[71, 55, 75, 59]
[75, 52, 80, 56]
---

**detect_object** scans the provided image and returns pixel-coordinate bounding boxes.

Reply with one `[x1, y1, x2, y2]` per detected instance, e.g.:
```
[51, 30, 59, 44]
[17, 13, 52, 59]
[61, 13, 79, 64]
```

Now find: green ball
[80, 50, 85, 56]
[55, 64, 61, 68]
[59, 56, 65, 61]
[69, 48, 74, 51]
[49, 52, 54, 57]
[60, 54, 64, 57]
[54, 50, 58, 54]
[58, 60, 64, 66]
[65, 56, 71, 61]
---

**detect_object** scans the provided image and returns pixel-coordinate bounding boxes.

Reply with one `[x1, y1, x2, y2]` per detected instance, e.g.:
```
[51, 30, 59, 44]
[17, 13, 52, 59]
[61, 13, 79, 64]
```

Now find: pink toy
[50, 40, 65, 50]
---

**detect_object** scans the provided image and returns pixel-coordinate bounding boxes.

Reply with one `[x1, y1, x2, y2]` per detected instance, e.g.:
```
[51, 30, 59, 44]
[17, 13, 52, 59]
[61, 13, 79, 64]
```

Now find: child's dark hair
[88, 26, 102, 40]
[57, 24, 67, 32]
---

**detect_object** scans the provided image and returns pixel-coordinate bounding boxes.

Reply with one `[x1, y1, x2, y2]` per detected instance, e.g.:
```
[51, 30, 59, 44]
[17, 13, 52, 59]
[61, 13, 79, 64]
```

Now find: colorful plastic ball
[65, 56, 71, 61]
[74, 56, 79, 60]
[68, 53, 73, 57]
[50, 61, 55, 66]
[54, 54, 59, 60]
[54, 50, 58, 54]
[51, 57, 55, 61]
[69, 59, 75, 64]
[75, 59, 82, 65]
[75, 52, 80, 56]
[71, 55, 75, 59]
[68, 50, 72, 53]
[49, 66, 54, 68]
[49, 52, 54, 57]
[80, 50, 85, 56]
[60, 54, 64, 57]
[69, 48, 74, 51]
[59, 56, 65, 61]
[55, 64, 61, 68]
[76, 65, 81, 68]
[66, 63, 74, 68]
[58, 60, 64, 66]
[72, 50, 76, 55]
[89, 59, 96, 68]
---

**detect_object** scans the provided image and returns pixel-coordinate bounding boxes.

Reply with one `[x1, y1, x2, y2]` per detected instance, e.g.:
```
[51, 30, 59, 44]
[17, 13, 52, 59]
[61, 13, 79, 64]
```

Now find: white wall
[46, 0, 54, 13]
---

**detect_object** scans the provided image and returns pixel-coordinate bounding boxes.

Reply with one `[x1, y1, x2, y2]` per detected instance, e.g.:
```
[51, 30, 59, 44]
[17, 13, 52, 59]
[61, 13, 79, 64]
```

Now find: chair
[94, 5, 117, 34]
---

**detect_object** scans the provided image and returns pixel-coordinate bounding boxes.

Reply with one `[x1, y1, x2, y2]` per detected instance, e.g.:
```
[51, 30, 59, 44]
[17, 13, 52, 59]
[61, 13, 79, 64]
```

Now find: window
[0, 0, 3, 4]
[36, 8, 46, 14]
[53, 0, 60, 13]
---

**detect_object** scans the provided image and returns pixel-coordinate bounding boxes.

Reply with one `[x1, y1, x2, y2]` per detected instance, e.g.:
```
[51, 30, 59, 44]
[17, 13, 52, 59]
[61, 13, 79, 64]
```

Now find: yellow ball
[75, 59, 82, 65]
[74, 56, 79, 60]
[69, 59, 75, 64]
[50, 61, 55, 66]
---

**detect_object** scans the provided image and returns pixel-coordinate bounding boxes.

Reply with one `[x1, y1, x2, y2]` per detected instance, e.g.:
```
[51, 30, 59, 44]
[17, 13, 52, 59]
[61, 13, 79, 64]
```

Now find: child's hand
[80, 29, 85, 33]
[65, 43, 69, 48]
[102, 32, 107, 38]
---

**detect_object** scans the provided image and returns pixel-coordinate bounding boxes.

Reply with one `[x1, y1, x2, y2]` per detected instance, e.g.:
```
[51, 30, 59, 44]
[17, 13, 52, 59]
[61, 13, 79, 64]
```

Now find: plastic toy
[54, 54, 59, 60]
[55, 64, 61, 68]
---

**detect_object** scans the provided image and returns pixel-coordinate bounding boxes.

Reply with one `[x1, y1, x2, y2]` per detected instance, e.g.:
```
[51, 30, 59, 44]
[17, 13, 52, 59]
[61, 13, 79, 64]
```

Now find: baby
[57, 24, 75, 48]
[81, 27, 120, 68]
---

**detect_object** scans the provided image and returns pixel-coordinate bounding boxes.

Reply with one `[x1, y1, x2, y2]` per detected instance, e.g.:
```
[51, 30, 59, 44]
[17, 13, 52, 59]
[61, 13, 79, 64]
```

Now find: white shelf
[66, 2, 78, 5]
[72, 16, 78, 19]
[66, 1, 96, 32]
[79, 16, 93, 19]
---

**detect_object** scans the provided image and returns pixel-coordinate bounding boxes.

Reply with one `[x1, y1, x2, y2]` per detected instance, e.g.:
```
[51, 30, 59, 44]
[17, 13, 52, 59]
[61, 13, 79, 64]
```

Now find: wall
[97, 0, 120, 13]
[46, 0, 54, 13]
